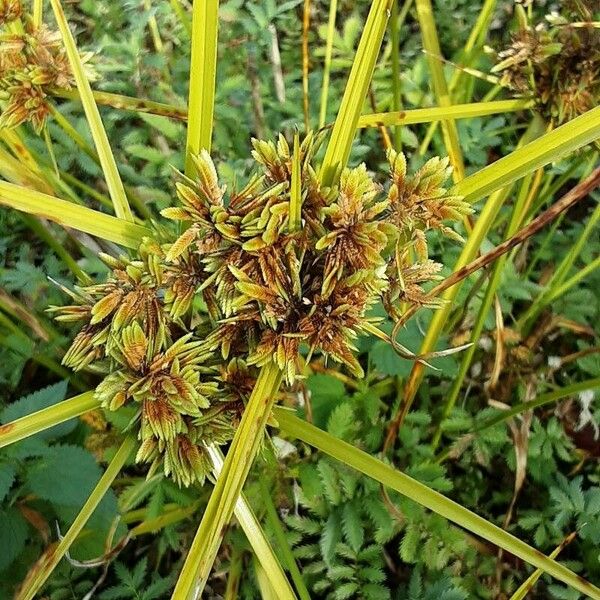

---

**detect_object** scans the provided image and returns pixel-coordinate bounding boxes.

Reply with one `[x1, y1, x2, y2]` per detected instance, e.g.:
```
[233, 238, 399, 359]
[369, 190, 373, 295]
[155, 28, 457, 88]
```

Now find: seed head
[0, 22, 95, 131]
[56, 133, 468, 485]
[492, 11, 600, 123]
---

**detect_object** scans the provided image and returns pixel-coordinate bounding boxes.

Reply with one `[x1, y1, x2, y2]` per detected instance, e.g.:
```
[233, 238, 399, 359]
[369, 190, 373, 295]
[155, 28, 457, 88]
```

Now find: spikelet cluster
[0, 3, 94, 131]
[0, 0, 22, 25]
[54, 133, 470, 486]
[493, 7, 600, 123]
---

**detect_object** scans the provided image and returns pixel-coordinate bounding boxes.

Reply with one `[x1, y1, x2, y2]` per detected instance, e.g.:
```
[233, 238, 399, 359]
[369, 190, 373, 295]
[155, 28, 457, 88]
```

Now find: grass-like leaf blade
[274, 409, 600, 600]
[49, 0, 133, 221]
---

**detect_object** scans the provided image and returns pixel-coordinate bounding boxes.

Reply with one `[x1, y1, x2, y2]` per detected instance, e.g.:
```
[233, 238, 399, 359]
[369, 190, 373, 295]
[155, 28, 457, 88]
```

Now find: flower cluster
[0, 2, 93, 131]
[54, 133, 470, 486]
[0, 0, 21, 25]
[493, 7, 600, 123]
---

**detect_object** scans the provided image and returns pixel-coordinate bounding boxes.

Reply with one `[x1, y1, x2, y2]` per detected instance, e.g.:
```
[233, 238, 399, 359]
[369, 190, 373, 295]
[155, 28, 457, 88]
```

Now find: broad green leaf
[26, 444, 103, 506]
[0, 464, 16, 503]
[400, 524, 420, 563]
[370, 340, 412, 377]
[307, 374, 345, 427]
[326, 403, 356, 440]
[0, 508, 28, 571]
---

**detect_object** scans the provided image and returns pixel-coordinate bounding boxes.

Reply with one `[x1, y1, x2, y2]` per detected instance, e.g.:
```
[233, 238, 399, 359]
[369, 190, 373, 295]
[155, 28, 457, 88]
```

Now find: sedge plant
[0, 0, 599, 599]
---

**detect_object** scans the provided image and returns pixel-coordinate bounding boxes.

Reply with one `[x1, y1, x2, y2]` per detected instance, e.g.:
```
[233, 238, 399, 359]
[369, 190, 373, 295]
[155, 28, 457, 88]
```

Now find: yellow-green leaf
[274, 409, 600, 600]
[415, 0, 465, 181]
[49, 0, 133, 221]
[0, 391, 100, 449]
[319, 0, 393, 186]
[172, 363, 282, 599]
[185, 0, 219, 176]
[206, 446, 297, 600]
[454, 106, 600, 204]
[357, 99, 535, 128]
[0, 181, 149, 248]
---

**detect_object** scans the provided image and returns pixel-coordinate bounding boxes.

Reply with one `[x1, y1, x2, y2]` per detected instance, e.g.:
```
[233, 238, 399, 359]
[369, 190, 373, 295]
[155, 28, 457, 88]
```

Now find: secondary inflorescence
[0, 0, 93, 131]
[493, 4, 600, 124]
[53, 133, 470, 486]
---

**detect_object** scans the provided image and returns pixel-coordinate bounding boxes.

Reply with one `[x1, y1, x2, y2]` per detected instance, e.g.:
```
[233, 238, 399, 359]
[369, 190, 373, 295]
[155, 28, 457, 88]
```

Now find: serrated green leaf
[308, 374, 346, 428]
[342, 501, 364, 552]
[400, 524, 420, 563]
[25, 444, 119, 535]
[0, 507, 28, 571]
[327, 403, 355, 440]
[370, 340, 412, 377]
[334, 581, 359, 600]
[0, 463, 16, 503]
[317, 460, 342, 506]
[320, 510, 342, 566]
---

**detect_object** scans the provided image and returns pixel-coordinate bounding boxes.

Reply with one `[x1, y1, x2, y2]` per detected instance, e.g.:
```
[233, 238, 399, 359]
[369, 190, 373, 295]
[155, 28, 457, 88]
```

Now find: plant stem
[170, 0, 192, 36]
[185, 0, 219, 176]
[473, 378, 600, 435]
[357, 99, 535, 128]
[430, 169, 541, 448]
[318, 0, 338, 128]
[16, 437, 135, 600]
[389, 0, 404, 150]
[302, 0, 310, 130]
[519, 199, 600, 332]
[420, 0, 497, 153]
[320, 0, 393, 187]
[289, 131, 302, 232]
[260, 477, 311, 600]
[509, 533, 577, 600]
[207, 446, 297, 599]
[52, 88, 188, 121]
[415, 0, 465, 182]
[50, 0, 133, 222]
[171, 363, 282, 599]
[223, 546, 243, 600]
